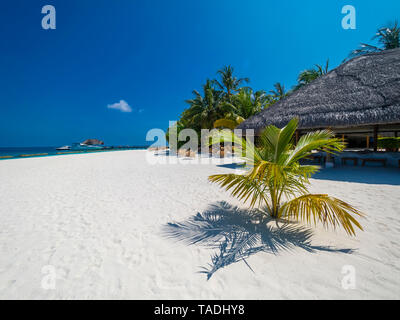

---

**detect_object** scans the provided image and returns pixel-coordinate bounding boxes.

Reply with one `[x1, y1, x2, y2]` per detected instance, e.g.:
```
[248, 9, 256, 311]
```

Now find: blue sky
[0, 0, 399, 147]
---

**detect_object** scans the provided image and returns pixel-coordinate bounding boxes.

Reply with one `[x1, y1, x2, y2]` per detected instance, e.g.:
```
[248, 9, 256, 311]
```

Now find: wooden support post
[295, 130, 299, 145]
[325, 127, 333, 167]
[366, 135, 370, 149]
[373, 125, 378, 152]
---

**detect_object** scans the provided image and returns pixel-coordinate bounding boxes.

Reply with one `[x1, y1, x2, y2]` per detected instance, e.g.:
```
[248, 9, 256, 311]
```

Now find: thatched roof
[238, 48, 400, 134]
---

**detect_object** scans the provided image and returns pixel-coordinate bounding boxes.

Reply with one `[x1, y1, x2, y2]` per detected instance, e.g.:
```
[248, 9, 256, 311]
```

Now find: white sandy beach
[0, 150, 399, 299]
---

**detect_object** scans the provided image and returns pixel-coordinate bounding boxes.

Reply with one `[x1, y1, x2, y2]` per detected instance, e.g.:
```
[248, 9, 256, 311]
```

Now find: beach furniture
[177, 149, 186, 157]
[177, 149, 195, 158]
[341, 157, 358, 166]
[185, 149, 196, 158]
[361, 158, 387, 167]
[220, 146, 225, 158]
[207, 145, 225, 157]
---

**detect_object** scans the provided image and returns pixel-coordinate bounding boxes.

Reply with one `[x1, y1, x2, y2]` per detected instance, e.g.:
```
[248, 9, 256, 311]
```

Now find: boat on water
[56, 145, 71, 150]
[56, 143, 104, 151]
[70, 143, 104, 151]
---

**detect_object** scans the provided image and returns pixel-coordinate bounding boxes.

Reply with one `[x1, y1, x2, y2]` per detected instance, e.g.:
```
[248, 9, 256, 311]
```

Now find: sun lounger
[341, 157, 358, 166]
[361, 158, 387, 167]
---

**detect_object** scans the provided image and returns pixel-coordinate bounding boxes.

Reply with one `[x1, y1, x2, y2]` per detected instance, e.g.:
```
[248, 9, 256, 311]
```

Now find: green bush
[377, 137, 400, 151]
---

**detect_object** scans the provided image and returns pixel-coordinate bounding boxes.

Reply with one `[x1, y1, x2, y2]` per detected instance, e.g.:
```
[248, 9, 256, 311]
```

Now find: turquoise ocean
[0, 146, 148, 159]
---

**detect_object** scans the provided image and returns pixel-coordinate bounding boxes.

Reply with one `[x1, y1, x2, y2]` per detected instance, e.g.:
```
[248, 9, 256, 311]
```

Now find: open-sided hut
[237, 48, 400, 151]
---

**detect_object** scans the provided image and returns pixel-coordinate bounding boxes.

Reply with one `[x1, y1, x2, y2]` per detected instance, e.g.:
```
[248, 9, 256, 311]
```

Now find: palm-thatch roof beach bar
[238, 49, 400, 166]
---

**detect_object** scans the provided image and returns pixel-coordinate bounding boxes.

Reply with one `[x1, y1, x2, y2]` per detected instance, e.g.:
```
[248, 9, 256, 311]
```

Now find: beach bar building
[237, 48, 400, 166]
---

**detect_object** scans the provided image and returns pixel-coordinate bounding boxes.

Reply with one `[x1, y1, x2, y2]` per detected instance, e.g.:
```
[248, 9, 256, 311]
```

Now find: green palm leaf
[279, 194, 364, 236]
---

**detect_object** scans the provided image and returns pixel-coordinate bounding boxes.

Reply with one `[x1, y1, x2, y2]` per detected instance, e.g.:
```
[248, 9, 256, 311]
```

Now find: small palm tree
[349, 21, 399, 58]
[208, 118, 364, 236]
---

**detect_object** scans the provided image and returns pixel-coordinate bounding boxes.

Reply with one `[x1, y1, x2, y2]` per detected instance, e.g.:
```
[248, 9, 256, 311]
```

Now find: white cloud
[107, 100, 132, 113]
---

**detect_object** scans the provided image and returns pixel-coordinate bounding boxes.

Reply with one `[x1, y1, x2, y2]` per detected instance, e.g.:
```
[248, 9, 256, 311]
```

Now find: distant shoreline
[0, 146, 149, 161]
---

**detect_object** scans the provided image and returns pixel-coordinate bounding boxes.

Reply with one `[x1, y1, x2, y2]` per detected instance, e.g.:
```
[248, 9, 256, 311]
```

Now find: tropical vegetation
[213, 65, 249, 102]
[378, 137, 400, 151]
[349, 20, 399, 58]
[166, 65, 281, 143]
[207, 118, 364, 236]
[269, 82, 288, 100]
[293, 60, 330, 90]
[167, 21, 397, 148]
[213, 88, 273, 129]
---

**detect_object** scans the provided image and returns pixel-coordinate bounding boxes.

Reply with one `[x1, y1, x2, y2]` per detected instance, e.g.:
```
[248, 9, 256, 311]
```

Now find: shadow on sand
[163, 201, 354, 280]
[313, 167, 400, 186]
[216, 162, 246, 169]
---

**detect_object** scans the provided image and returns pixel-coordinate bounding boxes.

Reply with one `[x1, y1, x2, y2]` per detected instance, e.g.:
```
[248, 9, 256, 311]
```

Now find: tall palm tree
[294, 60, 329, 90]
[269, 82, 287, 101]
[208, 118, 364, 236]
[349, 21, 400, 58]
[254, 90, 276, 109]
[214, 65, 250, 101]
[183, 80, 224, 129]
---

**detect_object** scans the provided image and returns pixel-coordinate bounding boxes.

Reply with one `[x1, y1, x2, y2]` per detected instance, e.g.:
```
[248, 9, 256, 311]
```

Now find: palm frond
[206, 129, 262, 164]
[347, 21, 399, 60]
[259, 118, 298, 163]
[279, 194, 364, 236]
[284, 130, 344, 166]
[209, 171, 270, 209]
